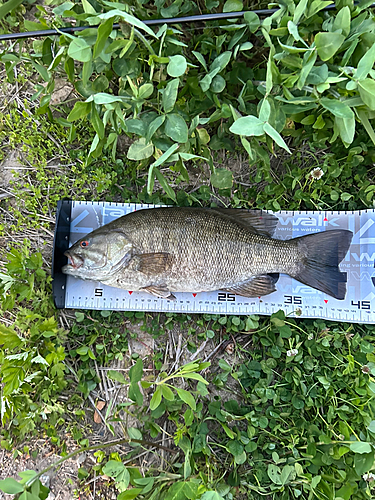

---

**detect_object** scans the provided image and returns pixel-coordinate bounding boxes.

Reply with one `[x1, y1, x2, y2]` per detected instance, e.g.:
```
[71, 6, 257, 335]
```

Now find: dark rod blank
[0, 3, 351, 42]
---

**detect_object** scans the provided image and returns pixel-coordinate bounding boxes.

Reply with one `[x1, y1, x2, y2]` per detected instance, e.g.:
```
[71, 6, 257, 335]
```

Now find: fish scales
[62, 207, 353, 300]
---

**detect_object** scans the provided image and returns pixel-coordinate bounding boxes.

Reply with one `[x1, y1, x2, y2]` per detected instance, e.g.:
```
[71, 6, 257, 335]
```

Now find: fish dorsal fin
[135, 252, 174, 275]
[212, 209, 279, 237]
[141, 284, 176, 300]
[221, 274, 279, 297]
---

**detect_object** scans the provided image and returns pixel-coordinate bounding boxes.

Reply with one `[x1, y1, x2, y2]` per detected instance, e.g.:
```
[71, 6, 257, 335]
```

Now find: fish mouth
[64, 251, 84, 270]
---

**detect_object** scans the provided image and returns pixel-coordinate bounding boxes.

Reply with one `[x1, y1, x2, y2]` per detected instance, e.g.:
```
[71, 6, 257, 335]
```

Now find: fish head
[62, 230, 132, 280]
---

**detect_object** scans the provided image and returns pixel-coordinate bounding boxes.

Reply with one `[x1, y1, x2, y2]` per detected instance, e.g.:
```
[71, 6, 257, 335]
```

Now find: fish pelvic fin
[221, 274, 279, 297]
[141, 284, 176, 300]
[292, 229, 353, 300]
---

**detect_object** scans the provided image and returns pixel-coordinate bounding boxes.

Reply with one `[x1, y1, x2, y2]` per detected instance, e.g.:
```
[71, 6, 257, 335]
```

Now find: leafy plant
[0, 245, 67, 438]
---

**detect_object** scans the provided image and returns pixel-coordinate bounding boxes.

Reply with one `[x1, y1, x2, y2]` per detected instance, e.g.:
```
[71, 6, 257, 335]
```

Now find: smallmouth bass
[62, 207, 353, 300]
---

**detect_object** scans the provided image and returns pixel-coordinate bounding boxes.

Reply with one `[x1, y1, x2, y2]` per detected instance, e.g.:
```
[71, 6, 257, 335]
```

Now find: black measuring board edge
[52, 200, 72, 309]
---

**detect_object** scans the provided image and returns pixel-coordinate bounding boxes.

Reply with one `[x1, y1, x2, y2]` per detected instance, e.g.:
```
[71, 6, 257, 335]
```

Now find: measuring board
[52, 200, 375, 323]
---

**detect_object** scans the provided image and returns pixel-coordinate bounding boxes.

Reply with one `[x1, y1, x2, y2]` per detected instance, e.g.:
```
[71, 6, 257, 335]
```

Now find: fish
[62, 207, 353, 300]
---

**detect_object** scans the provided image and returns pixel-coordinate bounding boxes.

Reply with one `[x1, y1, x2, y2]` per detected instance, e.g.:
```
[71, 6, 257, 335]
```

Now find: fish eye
[80, 240, 89, 248]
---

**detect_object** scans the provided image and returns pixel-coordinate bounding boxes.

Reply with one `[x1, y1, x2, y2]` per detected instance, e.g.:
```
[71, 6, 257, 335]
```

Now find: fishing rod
[0, 2, 366, 42]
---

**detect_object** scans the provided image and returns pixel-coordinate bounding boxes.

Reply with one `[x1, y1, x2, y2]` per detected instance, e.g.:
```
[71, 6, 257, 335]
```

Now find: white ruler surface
[62, 202, 375, 323]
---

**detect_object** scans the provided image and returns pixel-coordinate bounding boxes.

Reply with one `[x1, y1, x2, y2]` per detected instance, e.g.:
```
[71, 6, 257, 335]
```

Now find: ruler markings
[60, 202, 375, 323]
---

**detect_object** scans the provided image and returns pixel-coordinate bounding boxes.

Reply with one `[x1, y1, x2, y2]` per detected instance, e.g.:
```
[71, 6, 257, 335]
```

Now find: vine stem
[26, 437, 177, 487]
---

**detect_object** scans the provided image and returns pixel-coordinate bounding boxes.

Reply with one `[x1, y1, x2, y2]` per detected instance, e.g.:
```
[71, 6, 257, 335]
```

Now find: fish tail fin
[291, 230, 352, 300]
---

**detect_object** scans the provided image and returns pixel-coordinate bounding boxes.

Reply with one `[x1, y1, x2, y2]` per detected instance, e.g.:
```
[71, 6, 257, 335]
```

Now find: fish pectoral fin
[222, 274, 278, 297]
[141, 284, 176, 301]
[212, 209, 279, 237]
[135, 252, 174, 274]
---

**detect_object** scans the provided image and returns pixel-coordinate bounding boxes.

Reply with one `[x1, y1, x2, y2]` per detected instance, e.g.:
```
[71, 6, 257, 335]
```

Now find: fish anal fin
[135, 252, 174, 274]
[222, 274, 278, 297]
[141, 284, 176, 300]
[212, 209, 279, 237]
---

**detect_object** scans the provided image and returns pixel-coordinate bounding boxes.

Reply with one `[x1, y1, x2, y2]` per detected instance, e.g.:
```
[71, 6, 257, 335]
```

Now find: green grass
[0, 0, 375, 499]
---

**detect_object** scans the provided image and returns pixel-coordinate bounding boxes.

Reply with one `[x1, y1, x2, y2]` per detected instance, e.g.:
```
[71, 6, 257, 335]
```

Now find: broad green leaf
[126, 118, 146, 136]
[175, 387, 196, 410]
[93, 18, 113, 59]
[210, 51, 232, 73]
[267, 464, 282, 485]
[117, 489, 143, 500]
[146, 115, 166, 142]
[320, 98, 354, 119]
[354, 451, 375, 475]
[91, 103, 105, 139]
[210, 74, 226, 93]
[288, 21, 308, 45]
[315, 32, 345, 61]
[350, 441, 372, 454]
[263, 122, 291, 153]
[82, 60, 92, 86]
[0, 0, 23, 19]
[152, 143, 179, 167]
[162, 78, 179, 114]
[167, 55, 187, 77]
[311, 475, 321, 488]
[200, 492, 225, 500]
[129, 382, 143, 406]
[52, 1, 74, 16]
[357, 109, 375, 146]
[0, 478, 24, 494]
[259, 99, 271, 122]
[192, 51, 208, 71]
[211, 168, 233, 189]
[180, 372, 209, 384]
[266, 50, 273, 94]
[82, 0, 96, 14]
[165, 114, 188, 143]
[358, 78, 375, 110]
[356, 44, 375, 80]
[107, 369, 126, 384]
[223, 0, 243, 12]
[31, 61, 50, 82]
[221, 423, 235, 438]
[229, 115, 264, 136]
[67, 37, 92, 62]
[163, 481, 187, 500]
[280, 465, 294, 486]
[88, 93, 124, 105]
[244, 11, 260, 32]
[96, 10, 156, 38]
[278, 40, 309, 54]
[129, 358, 143, 383]
[179, 152, 207, 161]
[0, 324, 23, 349]
[161, 385, 175, 401]
[200, 74, 212, 92]
[138, 83, 153, 99]
[127, 138, 154, 161]
[335, 116, 355, 144]
[332, 6, 351, 36]
[150, 385, 162, 410]
[293, 0, 308, 24]
[297, 50, 317, 89]
[307, 0, 334, 18]
[154, 168, 177, 202]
